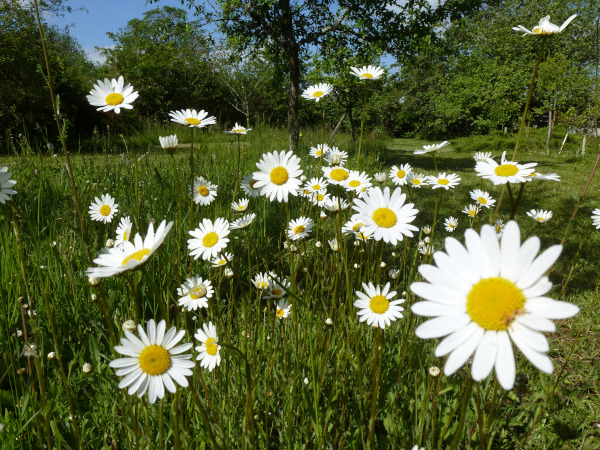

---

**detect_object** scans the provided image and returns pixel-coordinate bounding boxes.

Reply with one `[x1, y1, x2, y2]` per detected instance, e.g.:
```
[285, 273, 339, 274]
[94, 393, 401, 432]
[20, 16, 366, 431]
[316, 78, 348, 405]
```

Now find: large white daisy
[240, 174, 261, 198]
[230, 213, 256, 230]
[322, 166, 350, 185]
[109, 319, 194, 404]
[224, 123, 251, 135]
[89, 194, 118, 223]
[475, 151, 537, 185]
[513, 14, 577, 36]
[351, 187, 419, 245]
[350, 65, 385, 80]
[195, 322, 221, 372]
[389, 164, 412, 186]
[159, 135, 178, 153]
[188, 218, 230, 261]
[115, 216, 133, 248]
[414, 141, 450, 155]
[87, 220, 173, 278]
[343, 170, 372, 197]
[411, 221, 579, 390]
[526, 209, 553, 224]
[169, 109, 217, 128]
[177, 276, 214, 311]
[354, 282, 404, 328]
[302, 83, 333, 102]
[324, 147, 348, 166]
[592, 208, 600, 229]
[309, 144, 329, 159]
[87, 76, 139, 114]
[470, 189, 496, 209]
[426, 172, 461, 190]
[288, 217, 314, 241]
[0, 166, 17, 204]
[253, 151, 303, 203]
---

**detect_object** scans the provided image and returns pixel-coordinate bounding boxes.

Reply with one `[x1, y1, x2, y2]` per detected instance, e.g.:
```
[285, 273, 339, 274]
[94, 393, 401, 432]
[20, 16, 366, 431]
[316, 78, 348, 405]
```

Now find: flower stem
[356, 88, 368, 170]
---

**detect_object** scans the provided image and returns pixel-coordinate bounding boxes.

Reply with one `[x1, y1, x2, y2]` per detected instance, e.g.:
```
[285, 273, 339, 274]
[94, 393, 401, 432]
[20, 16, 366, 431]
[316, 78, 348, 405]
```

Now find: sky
[46, 0, 189, 63]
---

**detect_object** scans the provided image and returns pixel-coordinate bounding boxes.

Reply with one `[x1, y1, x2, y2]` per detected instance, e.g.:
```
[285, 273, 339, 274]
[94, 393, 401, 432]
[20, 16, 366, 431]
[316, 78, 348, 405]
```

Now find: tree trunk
[287, 45, 300, 152]
[545, 110, 553, 150]
[329, 111, 347, 141]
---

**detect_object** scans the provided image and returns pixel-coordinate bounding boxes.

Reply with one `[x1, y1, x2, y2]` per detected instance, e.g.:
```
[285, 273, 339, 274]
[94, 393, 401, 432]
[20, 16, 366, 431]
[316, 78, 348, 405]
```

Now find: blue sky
[46, 0, 189, 63]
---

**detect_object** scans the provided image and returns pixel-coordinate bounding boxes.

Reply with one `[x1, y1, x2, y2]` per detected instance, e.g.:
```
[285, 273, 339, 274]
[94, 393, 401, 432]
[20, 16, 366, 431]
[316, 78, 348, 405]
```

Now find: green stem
[449, 376, 474, 450]
[357, 88, 368, 170]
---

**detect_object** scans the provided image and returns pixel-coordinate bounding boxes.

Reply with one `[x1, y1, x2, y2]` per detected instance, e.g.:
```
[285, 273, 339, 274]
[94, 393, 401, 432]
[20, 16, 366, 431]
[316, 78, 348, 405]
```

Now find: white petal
[411, 301, 465, 317]
[525, 298, 579, 319]
[415, 314, 471, 339]
[444, 327, 485, 376]
[516, 245, 562, 290]
[509, 328, 553, 374]
[495, 331, 515, 390]
[510, 322, 549, 353]
[435, 322, 480, 357]
[471, 331, 498, 381]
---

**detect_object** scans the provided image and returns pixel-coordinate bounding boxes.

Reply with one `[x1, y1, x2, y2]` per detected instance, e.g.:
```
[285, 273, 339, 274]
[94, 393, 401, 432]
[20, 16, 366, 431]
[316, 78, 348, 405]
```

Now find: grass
[0, 124, 599, 449]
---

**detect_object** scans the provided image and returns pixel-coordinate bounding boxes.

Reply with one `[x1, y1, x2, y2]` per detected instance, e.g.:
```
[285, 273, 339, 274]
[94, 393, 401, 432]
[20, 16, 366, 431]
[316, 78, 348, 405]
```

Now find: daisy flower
[195, 322, 221, 372]
[344, 170, 372, 197]
[342, 218, 365, 236]
[225, 123, 251, 135]
[310, 190, 331, 207]
[475, 151, 537, 185]
[426, 172, 461, 190]
[411, 221, 579, 390]
[591, 208, 600, 229]
[422, 225, 432, 235]
[374, 172, 387, 183]
[322, 166, 350, 185]
[470, 189, 496, 209]
[354, 282, 405, 328]
[419, 244, 434, 256]
[304, 177, 329, 193]
[495, 219, 506, 238]
[302, 83, 333, 102]
[241, 174, 261, 198]
[351, 186, 419, 245]
[324, 196, 350, 212]
[231, 198, 249, 212]
[87, 221, 173, 278]
[527, 209, 553, 223]
[309, 144, 329, 159]
[211, 252, 233, 268]
[87, 76, 138, 114]
[177, 276, 214, 311]
[527, 172, 561, 181]
[169, 109, 217, 128]
[389, 164, 412, 186]
[473, 152, 492, 162]
[109, 319, 194, 404]
[115, 216, 133, 248]
[89, 194, 118, 223]
[324, 147, 348, 166]
[328, 238, 339, 251]
[230, 213, 256, 230]
[253, 150, 303, 203]
[444, 217, 459, 232]
[188, 218, 230, 261]
[264, 278, 291, 300]
[414, 141, 450, 155]
[288, 217, 314, 241]
[159, 135, 178, 153]
[463, 204, 480, 218]
[350, 65, 385, 80]
[274, 299, 292, 319]
[253, 272, 271, 290]
[408, 173, 426, 188]
[193, 177, 218, 206]
[0, 166, 17, 203]
[513, 14, 577, 36]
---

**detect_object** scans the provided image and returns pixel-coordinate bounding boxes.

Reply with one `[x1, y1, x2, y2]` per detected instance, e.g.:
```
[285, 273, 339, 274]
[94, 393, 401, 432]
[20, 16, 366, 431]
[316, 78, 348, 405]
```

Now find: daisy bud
[304, 377, 309, 385]
[392, 252, 396, 257]
[320, 211, 327, 219]
[354, 263, 359, 269]
[354, 241, 360, 247]
[380, 262, 386, 268]
[300, 175, 307, 182]
[105, 238, 115, 248]
[47, 352, 56, 359]
[88, 276, 101, 286]
[122, 320, 136, 332]
[16, 330, 22, 337]
[17, 368, 26, 375]
[224, 268, 234, 278]
[424, 237, 431, 244]
[91, 293, 97, 302]
[429, 366, 441, 378]
[389, 269, 399, 279]
[315, 241, 322, 248]
[82, 363, 93, 373]
[325, 318, 333, 326]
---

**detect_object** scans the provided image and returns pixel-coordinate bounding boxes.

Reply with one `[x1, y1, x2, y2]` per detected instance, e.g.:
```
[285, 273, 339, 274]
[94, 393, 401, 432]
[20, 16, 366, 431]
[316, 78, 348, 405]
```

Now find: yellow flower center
[478, 196, 487, 204]
[233, 128, 244, 133]
[313, 91, 324, 98]
[397, 170, 405, 178]
[372, 207, 397, 228]
[494, 164, 519, 177]
[123, 229, 129, 241]
[361, 73, 374, 79]
[272, 288, 283, 296]
[198, 186, 209, 196]
[138, 345, 171, 376]
[349, 180, 361, 188]
[352, 222, 363, 231]
[303, 189, 311, 195]
[257, 281, 269, 290]
[466, 277, 526, 331]
[270, 166, 289, 185]
[438, 179, 449, 185]
[249, 180, 257, 189]
[190, 284, 208, 299]
[316, 150, 322, 156]
[369, 295, 389, 314]
[185, 118, 201, 125]
[122, 248, 151, 266]
[313, 184, 321, 190]
[202, 232, 219, 247]
[412, 179, 421, 186]
[276, 308, 285, 318]
[294, 225, 306, 234]
[469, 210, 476, 217]
[316, 193, 324, 201]
[105, 93, 124, 106]
[100, 205, 111, 216]
[205, 337, 218, 356]
[238, 205, 245, 210]
[330, 168, 349, 181]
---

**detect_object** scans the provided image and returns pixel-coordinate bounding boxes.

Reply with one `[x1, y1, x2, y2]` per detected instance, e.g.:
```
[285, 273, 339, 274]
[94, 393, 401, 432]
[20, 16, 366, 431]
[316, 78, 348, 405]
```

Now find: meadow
[1, 120, 599, 449]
